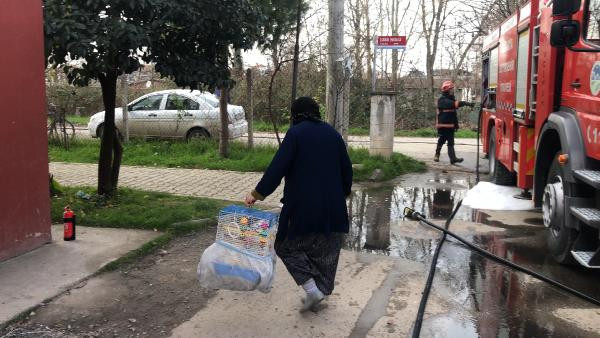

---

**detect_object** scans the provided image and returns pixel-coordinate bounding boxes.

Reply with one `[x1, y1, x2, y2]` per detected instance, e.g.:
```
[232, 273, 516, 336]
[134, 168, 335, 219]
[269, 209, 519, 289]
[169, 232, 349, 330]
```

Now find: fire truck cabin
[481, 0, 600, 268]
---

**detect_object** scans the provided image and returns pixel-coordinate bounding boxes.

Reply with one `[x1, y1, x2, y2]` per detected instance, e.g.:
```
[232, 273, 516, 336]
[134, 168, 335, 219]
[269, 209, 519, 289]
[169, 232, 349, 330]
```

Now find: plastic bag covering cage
[198, 206, 279, 293]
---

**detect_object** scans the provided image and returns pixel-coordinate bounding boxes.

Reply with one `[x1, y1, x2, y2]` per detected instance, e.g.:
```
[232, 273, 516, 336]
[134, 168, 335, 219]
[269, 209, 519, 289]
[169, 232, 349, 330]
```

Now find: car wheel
[489, 128, 515, 185]
[543, 154, 577, 264]
[186, 128, 210, 142]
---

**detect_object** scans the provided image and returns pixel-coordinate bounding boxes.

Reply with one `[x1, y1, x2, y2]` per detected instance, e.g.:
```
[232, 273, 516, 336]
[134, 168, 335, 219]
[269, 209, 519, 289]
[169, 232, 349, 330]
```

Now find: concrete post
[364, 187, 392, 250]
[369, 92, 396, 159]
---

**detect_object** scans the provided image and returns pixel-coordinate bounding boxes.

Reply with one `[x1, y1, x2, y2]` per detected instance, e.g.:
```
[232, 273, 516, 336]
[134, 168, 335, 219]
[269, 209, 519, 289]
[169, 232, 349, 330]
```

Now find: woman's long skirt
[274, 232, 344, 295]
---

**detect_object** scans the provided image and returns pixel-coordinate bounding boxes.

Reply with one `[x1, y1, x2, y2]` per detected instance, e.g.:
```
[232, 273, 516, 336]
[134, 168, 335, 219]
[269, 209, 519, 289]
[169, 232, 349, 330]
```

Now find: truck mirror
[551, 20, 580, 47]
[552, 0, 581, 16]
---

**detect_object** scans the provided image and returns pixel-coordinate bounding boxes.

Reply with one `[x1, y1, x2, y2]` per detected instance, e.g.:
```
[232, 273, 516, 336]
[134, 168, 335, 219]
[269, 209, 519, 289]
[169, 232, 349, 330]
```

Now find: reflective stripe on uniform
[436, 123, 456, 128]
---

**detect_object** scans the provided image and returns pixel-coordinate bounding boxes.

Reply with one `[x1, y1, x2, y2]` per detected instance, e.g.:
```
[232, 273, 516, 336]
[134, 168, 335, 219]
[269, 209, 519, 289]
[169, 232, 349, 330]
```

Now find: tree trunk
[97, 72, 122, 196]
[268, 64, 282, 146]
[290, 0, 302, 115]
[111, 132, 123, 191]
[421, 0, 447, 113]
[349, 0, 364, 79]
[120, 74, 129, 143]
[219, 86, 230, 158]
[390, 0, 400, 89]
[234, 49, 244, 78]
[326, 0, 346, 138]
[246, 68, 254, 149]
[364, 0, 373, 84]
[271, 42, 279, 70]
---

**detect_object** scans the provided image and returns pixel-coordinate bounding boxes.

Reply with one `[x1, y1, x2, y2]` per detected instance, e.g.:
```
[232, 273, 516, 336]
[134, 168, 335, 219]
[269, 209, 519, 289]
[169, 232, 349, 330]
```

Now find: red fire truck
[481, 0, 600, 268]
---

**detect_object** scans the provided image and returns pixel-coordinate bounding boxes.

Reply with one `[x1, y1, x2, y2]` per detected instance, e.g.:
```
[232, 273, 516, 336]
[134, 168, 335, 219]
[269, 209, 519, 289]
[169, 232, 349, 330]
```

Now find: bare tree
[363, 0, 374, 83]
[485, 0, 528, 27]
[448, 0, 503, 82]
[420, 0, 451, 113]
[348, 0, 365, 79]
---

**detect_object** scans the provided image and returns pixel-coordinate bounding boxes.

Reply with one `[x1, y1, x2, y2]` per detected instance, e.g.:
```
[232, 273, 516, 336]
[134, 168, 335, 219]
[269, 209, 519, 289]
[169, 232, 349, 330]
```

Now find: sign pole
[372, 35, 407, 92]
[369, 35, 407, 159]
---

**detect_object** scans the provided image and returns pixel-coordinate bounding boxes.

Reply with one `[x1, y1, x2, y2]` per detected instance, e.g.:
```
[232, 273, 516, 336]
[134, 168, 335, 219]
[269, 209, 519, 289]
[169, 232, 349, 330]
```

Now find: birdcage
[215, 205, 279, 257]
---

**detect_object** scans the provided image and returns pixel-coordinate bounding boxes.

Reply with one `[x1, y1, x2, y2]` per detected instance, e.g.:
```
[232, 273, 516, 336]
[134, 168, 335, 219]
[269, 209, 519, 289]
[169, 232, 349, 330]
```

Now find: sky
[243, 0, 484, 77]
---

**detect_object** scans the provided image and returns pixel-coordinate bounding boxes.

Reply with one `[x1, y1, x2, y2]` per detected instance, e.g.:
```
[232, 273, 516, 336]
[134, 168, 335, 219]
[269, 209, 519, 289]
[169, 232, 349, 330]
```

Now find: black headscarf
[291, 97, 322, 125]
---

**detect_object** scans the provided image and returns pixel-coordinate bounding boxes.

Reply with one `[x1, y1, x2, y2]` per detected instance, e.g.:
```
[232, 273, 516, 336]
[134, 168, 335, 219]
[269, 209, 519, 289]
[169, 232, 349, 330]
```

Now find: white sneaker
[300, 290, 325, 313]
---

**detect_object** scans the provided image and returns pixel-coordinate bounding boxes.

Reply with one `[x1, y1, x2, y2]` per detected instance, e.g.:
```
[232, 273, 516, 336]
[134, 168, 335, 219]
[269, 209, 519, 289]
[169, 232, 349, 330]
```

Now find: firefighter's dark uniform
[436, 92, 472, 163]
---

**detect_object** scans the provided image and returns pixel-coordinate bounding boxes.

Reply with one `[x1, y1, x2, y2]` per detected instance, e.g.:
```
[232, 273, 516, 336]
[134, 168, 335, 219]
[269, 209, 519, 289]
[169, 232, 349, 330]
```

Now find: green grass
[47, 115, 90, 126]
[348, 148, 426, 181]
[50, 139, 277, 172]
[67, 115, 90, 125]
[51, 186, 228, 231]
[253, 120, 290, 133]
[50, 187, 226, 272]
[99, 218, 214, 272]
[50, 139, 425, 182]
[254, 121, 476, 138]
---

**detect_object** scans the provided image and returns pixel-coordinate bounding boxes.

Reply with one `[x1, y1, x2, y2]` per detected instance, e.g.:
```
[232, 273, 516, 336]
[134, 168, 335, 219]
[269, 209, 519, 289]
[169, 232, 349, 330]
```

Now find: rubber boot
[448, 146, 463, 164]
[434, 142, 442, 163]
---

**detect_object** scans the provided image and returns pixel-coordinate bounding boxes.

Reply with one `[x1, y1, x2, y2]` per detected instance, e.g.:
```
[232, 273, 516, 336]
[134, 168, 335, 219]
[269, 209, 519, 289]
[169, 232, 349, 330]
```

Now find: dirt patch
[1, 226, 218, 338]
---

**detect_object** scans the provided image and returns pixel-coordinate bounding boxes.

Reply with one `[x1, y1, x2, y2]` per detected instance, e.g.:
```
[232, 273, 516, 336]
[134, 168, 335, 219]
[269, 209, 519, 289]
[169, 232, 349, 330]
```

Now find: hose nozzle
[404, 207, 425, 220]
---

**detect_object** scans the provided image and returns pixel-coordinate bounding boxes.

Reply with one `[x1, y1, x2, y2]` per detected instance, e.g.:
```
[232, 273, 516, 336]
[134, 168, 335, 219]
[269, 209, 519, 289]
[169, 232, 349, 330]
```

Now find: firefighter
[434, 81, 474, 164]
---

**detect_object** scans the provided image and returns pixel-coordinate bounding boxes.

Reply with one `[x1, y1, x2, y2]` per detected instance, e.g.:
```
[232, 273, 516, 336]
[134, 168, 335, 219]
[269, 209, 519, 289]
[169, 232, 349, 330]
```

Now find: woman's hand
[245, 193, 257, 207]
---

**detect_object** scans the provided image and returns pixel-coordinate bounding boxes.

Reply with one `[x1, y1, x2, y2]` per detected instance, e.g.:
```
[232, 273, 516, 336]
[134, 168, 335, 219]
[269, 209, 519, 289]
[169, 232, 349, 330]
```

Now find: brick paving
[49, 162, 283, 206]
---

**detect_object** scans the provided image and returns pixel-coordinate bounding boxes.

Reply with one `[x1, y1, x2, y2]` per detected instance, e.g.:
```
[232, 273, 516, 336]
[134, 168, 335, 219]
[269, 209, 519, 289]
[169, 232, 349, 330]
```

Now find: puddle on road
[344, 172, 475, 261]
[425, 236, 600, 338]
[345, 171, 600, 338]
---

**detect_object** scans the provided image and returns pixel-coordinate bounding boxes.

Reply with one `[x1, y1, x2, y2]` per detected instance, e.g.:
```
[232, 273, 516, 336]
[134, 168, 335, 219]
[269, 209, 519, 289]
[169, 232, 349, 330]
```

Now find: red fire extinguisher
[63, 206, 76, 241]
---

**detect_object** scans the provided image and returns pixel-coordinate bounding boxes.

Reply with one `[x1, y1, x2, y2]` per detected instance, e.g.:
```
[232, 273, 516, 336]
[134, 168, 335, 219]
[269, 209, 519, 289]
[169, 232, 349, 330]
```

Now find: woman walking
[245, 97, 353, 312]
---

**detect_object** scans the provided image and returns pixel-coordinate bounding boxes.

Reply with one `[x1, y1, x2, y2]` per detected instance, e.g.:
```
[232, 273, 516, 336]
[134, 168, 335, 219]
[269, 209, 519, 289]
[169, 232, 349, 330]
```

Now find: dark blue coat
[253, 121, 353, 239]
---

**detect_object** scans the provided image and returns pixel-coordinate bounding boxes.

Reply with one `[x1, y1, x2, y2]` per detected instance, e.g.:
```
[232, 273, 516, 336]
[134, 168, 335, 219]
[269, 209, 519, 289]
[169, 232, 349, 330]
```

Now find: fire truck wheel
[489, 128, 516, 185]
[544, 155, 577, 264]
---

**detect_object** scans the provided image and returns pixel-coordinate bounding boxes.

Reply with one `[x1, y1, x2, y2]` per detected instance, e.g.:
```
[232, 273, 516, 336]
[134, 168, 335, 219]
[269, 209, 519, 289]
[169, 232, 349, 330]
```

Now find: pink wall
[0, 0, 52, 261]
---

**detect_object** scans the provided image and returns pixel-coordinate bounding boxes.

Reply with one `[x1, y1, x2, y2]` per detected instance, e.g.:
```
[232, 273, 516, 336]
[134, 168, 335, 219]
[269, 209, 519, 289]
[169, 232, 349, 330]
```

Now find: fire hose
[406, 204, 600, 338]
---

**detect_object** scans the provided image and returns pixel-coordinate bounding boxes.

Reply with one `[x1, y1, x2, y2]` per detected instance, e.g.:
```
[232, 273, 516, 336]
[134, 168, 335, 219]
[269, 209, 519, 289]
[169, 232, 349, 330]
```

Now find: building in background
[0, 0, 52, 261]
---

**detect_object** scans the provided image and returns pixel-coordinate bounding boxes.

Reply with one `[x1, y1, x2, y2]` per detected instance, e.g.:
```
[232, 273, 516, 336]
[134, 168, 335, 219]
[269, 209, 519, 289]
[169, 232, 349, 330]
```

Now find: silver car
[88, 89, 247, 141]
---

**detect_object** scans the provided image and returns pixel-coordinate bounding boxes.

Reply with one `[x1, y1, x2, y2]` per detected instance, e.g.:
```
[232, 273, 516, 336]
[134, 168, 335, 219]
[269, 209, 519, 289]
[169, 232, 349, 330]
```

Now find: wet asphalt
[344, 171, 600, 337]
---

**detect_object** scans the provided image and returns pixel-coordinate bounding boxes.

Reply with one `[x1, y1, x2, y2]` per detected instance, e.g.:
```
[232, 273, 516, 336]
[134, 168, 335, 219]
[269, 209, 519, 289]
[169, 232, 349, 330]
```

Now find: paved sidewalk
[49, 162, 283, 206]
[0, 225, 159, 325]
[248, 133, 485, 173]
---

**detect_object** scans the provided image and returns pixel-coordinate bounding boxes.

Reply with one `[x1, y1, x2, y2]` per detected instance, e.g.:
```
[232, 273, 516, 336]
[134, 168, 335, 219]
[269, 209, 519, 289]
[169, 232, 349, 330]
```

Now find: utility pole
[326, 0, 347, 141]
